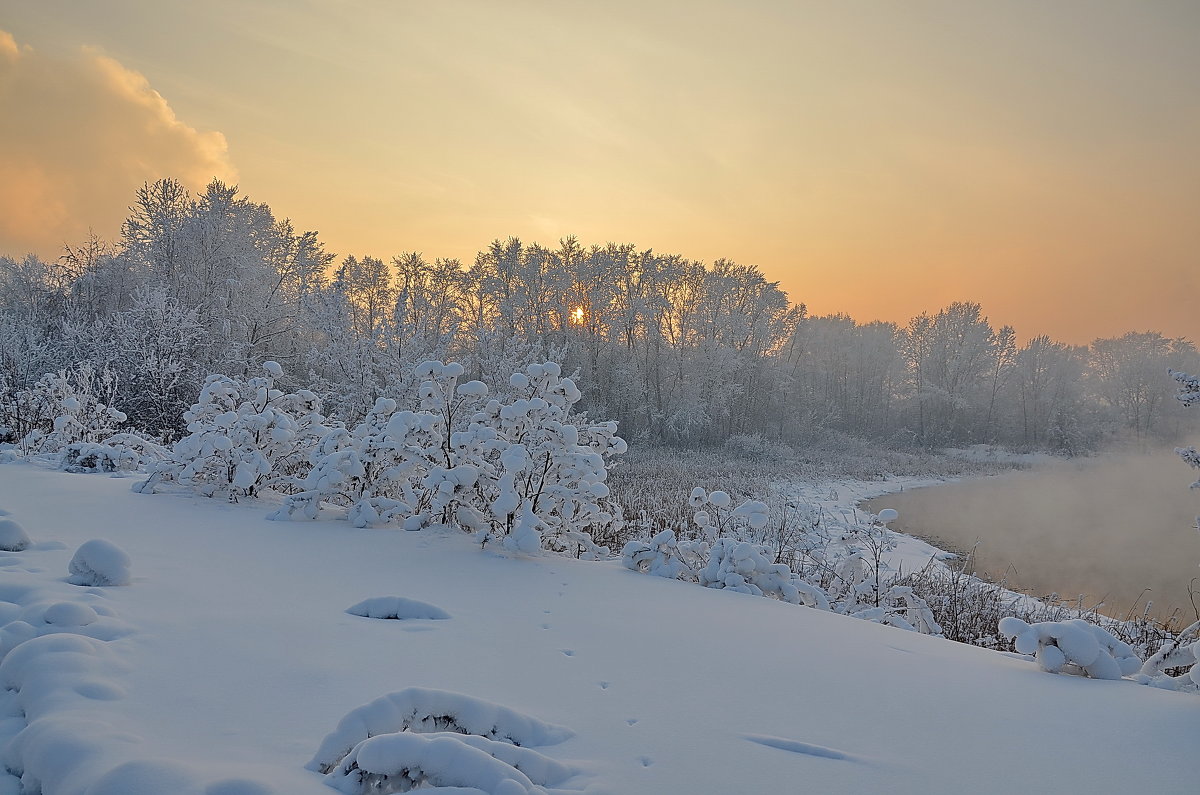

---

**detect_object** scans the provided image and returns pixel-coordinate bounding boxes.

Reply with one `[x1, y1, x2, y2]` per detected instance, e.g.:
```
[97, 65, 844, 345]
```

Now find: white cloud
[0, 30, 236, 257]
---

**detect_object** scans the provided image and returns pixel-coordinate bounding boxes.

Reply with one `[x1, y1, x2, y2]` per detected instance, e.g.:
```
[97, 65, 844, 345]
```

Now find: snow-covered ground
[1, 462, 1197, 794]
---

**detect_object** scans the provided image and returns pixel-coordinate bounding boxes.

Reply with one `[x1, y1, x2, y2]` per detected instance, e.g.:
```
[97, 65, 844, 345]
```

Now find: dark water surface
[868, 448, 1200, 625]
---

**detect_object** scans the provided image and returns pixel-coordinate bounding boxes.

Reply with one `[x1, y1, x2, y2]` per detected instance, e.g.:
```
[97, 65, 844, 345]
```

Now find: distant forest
[2, 178, 1196, 451]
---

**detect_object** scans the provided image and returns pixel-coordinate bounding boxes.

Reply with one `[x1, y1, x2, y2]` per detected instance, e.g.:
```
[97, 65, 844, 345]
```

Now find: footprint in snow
[626, 718, 639, 726]
[637, 756, 654, 767]
[560, 649, 575, 657]
[597, 681, 610, 690]
[540, 623, 551, 630]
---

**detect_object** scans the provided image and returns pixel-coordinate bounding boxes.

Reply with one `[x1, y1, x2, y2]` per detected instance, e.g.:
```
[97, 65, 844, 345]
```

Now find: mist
[872, 443, 1200, 625]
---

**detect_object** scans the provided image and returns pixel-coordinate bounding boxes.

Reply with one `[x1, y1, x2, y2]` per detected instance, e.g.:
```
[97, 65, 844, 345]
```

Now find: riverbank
[868, 449, 1200, 627]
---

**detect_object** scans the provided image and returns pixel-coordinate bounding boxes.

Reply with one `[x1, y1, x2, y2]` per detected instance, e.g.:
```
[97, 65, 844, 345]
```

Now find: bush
[273, 360, 626, 555]
[137, 362, 331, 500]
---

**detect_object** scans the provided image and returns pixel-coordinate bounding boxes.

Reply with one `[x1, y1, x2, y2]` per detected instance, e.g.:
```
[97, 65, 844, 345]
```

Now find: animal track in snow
[560, 649, 575, 657]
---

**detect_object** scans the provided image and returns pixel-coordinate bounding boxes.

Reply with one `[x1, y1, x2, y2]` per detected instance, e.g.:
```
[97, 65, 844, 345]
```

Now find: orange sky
[1, 1, 1196, 345]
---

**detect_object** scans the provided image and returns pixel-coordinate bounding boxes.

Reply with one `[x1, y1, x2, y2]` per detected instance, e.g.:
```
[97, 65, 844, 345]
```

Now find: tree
[1089, 333, 1197, 440]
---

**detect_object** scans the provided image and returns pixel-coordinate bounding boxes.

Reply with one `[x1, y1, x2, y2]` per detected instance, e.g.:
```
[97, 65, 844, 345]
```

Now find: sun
[570, 306, 585, 325]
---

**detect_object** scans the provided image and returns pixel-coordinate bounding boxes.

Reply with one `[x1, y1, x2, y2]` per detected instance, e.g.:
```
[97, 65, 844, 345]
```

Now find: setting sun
[569, 306, 585, 326]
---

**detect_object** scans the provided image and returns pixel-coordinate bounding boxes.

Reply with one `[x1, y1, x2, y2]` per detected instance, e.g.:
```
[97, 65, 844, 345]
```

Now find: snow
[345, 597, 451, 621]
[67, 539, 132, 587]
[1, 462, 1198, 794]
[0, 519, 30, 552]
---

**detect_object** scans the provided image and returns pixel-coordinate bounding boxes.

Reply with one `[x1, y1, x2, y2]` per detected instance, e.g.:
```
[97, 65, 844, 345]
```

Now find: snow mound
[309, 687, 574, 776]
[67, 539, 132, 587]
[42, 601, 97, 627]
[0, 518, 30, 552]
[346, 596, 451, 621]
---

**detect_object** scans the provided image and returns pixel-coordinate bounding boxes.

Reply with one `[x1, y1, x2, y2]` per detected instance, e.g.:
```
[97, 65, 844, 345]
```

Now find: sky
[0, 0, 1196, 345]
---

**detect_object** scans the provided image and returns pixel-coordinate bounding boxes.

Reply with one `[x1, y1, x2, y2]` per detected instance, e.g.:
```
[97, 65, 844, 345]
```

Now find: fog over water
[870, 444, 1200, 625]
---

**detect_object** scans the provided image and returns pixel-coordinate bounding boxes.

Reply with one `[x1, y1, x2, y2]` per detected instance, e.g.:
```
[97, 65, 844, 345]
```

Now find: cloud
[0, 30, 21, 62]
[0, 30, 236, 258]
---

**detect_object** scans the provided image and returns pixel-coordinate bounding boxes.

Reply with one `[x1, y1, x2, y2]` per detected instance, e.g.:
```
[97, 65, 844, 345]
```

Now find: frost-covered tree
[61, 286, 207, 438]
[1089, 333, 1197, 440]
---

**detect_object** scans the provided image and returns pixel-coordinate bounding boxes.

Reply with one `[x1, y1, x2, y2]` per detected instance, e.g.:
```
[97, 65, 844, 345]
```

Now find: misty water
[869, 445, 1200, 626]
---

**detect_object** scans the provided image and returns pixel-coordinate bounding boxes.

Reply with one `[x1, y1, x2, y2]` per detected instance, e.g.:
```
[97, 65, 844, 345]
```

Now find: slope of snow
[0, 462, 1196, 794]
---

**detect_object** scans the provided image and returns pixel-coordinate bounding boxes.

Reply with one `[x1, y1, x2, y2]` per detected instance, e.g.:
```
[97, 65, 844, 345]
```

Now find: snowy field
[1, 462, 1197, 794]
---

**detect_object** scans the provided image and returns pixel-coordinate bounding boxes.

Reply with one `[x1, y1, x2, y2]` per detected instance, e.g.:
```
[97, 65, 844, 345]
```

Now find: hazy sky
[1, 1, 1196, 344]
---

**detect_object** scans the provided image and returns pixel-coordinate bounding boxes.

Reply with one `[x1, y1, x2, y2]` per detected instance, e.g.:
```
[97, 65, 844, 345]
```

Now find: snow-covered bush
[60, 442, 140, 474]
[820, 509, 940, 634]
[1137, 619, 1200, 691]
[3, 365, 127, 456]
[271, 394, 442, 526]
[308, 687, 576, 794]
[0, 517, 31, 551]
[472, 361, 626, 555]
[688, 487, 769, 543]
[999, 616, 1141, 679]
[67, 539, 132, 587]
[698, 537, 831, 609]
[137, 362, 331, 499]
[275, 360, 626, 555]
[322, 732, 568, 795]
[621, 529, 707, 581]
[623, 490, 947, 632]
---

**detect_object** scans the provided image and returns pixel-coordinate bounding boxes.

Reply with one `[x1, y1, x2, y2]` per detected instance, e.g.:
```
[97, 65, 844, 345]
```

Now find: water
[868, 447, 1200, 626]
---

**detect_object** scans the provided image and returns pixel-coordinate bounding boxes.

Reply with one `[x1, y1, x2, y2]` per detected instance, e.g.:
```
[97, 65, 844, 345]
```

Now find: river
[868, 446, 1200, 626]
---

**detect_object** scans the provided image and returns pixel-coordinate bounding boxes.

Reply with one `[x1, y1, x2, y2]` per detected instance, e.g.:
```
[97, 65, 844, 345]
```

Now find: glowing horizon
[1, 1, 1196, 346]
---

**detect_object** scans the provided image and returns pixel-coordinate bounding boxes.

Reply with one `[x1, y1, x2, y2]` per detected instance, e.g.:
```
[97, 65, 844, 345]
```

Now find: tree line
[2, 178, 1196, 451]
